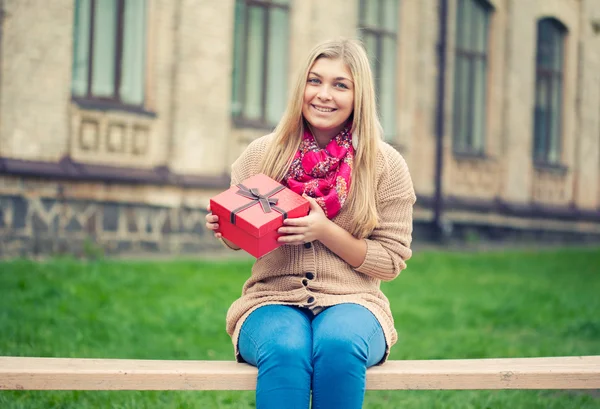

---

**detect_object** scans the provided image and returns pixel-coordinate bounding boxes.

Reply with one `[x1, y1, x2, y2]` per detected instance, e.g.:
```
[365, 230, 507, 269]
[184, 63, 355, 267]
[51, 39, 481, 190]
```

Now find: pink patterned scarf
[283, 126, 354, 219]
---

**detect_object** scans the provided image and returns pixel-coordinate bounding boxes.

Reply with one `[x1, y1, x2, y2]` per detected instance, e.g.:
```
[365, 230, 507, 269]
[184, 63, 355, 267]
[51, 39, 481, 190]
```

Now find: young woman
[205, 38, 415, 409]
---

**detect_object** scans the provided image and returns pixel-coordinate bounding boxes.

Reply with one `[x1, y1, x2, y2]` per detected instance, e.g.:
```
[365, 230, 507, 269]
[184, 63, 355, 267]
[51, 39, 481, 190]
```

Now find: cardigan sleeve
[219, 135, 271, 250]
[230, 134, 273, 186]
[355, 149, 416, 281]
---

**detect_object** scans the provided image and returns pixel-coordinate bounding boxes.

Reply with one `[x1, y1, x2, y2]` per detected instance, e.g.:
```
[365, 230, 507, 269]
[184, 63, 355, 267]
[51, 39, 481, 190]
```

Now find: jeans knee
[313, 333, 369, 365]
[258, 336, 313, 372]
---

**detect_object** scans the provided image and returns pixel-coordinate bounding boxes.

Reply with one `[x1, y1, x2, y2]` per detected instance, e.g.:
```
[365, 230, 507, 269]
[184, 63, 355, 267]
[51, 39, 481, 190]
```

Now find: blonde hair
[260, 38, 382, 238]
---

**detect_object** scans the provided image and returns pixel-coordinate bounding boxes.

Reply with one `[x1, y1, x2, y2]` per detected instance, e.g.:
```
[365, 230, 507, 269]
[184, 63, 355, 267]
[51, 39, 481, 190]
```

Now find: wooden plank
[366, 356, 600, 390]
[0, 356, 599, 391]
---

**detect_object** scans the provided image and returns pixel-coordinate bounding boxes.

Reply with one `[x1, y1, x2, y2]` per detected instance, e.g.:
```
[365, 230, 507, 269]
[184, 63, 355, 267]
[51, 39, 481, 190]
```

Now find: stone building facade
[0, 0, 599, 257]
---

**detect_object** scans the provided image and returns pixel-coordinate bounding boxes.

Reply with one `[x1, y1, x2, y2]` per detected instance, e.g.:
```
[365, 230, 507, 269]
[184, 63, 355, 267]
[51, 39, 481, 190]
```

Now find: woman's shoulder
[375, 140, 409, 175]
[374, 141, 415, 199]
[234, 133, 275, 166]
[246, 133, 276, 152]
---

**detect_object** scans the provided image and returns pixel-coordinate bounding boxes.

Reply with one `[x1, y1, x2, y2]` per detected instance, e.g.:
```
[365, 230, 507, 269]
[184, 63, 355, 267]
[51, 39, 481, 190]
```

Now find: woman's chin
[307, 118, 343, 132]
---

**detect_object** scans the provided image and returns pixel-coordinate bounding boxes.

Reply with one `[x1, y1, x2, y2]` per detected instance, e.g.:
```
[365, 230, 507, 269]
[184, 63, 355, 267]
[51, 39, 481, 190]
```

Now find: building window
[533, 18, 566, 165]
[231, 0, 290, 128]
[71, 0, 147, 107]
[453, 0, 492, 154]
[358, 0, 399, 141]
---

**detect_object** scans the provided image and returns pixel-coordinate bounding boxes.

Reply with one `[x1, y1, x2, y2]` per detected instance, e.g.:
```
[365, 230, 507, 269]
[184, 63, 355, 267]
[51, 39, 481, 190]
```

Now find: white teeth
[313, 105, 334, 113]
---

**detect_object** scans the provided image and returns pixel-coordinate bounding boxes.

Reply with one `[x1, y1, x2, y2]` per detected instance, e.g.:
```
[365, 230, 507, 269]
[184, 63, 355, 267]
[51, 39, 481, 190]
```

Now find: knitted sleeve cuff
[219, 238, 241, 251]
[355, 239, 401, 281]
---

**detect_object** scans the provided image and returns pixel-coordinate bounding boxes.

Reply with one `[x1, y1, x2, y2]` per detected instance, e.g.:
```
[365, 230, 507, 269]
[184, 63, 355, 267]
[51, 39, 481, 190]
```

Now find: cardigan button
[302, 279, 309, 287]
[305, 272, 315, 280]
[307, 296, 315, 304]
[304, 242, 312, 249]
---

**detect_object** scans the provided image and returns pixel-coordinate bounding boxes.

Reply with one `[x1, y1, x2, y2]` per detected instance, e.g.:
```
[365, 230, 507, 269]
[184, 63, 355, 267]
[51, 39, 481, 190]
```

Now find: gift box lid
[210, 173, 309, 238]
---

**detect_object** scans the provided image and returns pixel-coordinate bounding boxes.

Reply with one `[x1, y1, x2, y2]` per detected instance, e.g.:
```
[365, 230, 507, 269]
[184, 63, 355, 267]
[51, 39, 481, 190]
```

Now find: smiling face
[302, 58, 355, 146]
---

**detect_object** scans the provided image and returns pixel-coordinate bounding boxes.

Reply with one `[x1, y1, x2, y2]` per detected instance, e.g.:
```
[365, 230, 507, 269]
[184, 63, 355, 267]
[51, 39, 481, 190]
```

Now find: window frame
[71, 0, 148, 112]
[231, 0, 291, 129]
[452, 0, 493, 156]
[357, 0, 400, 141]
[533, 17, 567, 166]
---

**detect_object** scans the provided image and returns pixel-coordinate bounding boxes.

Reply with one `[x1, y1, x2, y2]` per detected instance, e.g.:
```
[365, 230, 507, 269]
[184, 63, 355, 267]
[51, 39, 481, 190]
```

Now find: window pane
[231, 0, 246, 117]
[243, 6, 266, 121]
[364, 33, 379, 94]
[361, 0, 380, 27]
[265, 7, 289, 124]
[453, 56, 469, 151]
[534, 77, 549, 160]
[537, 20, 554, 69]
[72, 0, 91, 97]
[552, 27, 564, 72]
[120, 0, 146, 105]
[455, 0, 465, 49]
[473, 1, 489, 54]
[380, 36, 397, 140]
[382, 0, 399, 32]
[91, 0, 117, 98]
[472, 59, 486, 151]
[533, 18, 565, 163]
[457, 0, 472, 50]
[549, 75, 562, 163]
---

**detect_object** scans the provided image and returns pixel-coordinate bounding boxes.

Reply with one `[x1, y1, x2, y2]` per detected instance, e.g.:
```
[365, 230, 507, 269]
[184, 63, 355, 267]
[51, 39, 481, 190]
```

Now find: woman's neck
[308, 124, 345, 149]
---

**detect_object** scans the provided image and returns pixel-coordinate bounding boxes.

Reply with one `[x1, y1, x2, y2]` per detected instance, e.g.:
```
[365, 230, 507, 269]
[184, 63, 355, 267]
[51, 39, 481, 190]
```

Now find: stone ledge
[0, 156, 230, 189]
[417, 194, 600, 223]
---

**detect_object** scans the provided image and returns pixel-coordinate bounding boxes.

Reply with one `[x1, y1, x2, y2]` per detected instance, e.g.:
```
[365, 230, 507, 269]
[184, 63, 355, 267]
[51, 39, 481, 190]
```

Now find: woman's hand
[205, 204, 223, 239]
[206, 204, 241, 250]
[277, 195, 330, 245]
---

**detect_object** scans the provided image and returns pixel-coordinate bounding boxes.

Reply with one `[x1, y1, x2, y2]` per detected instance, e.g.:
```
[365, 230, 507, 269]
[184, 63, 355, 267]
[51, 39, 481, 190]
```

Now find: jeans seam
[365, 318, 383, 365]
[239, 326, 261, 361]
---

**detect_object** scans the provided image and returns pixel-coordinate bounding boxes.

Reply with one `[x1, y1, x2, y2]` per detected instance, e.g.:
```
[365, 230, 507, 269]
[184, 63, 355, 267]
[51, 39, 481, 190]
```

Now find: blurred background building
[0, 0, 599, 257]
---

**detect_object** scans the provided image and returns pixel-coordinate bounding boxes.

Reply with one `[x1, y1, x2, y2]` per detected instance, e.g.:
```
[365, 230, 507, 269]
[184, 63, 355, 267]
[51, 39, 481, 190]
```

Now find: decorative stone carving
[132, 126, 149, 155]
[532, 169, 568, 205]
[107, 123, 127, 153]
[70, 105, 155, 167]
[79, 120, 99, 151]
[449, 157, 500, 199]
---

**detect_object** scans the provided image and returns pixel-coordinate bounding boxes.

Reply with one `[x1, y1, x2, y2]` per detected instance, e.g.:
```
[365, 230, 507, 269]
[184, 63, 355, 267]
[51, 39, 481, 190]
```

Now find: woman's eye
[335, 82, 348, 89]
[308, 78, 320, 84]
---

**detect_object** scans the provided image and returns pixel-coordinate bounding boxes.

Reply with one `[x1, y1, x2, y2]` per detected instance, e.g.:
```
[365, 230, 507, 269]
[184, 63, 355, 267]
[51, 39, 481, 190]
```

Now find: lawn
[0, 247, 599, 408]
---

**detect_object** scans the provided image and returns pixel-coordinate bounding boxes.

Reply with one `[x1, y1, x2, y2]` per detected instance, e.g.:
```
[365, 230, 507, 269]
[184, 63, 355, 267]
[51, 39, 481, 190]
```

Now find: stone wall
[1, 0, 599, 258]
[0, 176, 219, 258]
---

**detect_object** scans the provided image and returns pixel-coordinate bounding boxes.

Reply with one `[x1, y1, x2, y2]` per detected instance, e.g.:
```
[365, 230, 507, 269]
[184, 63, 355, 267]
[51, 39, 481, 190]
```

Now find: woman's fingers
[278, 233, 305, 244]
[278, 225, 305, 234]
[205, 222, 219, 231]
[205, 211, 219, 232]
[283, 217, 307, 226]
[205, 204, 221, 237]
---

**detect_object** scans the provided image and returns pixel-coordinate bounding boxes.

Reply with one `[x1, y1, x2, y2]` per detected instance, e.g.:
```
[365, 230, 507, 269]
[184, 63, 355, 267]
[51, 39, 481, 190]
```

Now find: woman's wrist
[316, 218, 335, 243]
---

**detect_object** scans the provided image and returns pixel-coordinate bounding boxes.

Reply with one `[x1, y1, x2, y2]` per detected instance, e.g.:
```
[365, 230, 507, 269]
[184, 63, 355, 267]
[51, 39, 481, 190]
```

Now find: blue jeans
[238, 303, 386, 409]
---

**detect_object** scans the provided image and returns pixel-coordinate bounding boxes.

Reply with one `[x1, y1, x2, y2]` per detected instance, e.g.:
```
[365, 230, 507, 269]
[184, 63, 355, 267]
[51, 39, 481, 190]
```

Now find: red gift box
[210, 173, 310, 258]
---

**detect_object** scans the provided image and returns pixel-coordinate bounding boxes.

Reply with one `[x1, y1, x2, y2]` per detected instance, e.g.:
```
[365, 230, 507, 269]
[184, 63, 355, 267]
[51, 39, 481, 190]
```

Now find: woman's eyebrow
[308, 71, 354, 83]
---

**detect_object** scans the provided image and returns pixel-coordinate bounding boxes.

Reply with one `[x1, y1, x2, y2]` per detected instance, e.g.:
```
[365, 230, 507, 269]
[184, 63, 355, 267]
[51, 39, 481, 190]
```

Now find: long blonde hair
[260, 38, 382, 238]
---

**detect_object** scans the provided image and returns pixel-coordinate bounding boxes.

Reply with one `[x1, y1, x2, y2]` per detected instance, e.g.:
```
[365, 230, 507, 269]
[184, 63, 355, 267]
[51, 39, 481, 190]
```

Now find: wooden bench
[1, 356, 599, 391]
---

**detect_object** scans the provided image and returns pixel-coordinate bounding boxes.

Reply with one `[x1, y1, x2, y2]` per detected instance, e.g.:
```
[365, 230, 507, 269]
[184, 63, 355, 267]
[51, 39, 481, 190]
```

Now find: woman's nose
[317, 85, 332, 101]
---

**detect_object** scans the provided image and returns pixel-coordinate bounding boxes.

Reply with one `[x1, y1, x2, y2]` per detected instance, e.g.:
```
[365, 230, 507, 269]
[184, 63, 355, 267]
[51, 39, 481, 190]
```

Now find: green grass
[1, 247, 599, 408]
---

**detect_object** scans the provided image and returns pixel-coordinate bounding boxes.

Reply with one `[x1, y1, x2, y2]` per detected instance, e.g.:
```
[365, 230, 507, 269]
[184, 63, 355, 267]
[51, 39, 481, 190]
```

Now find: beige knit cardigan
[224, 134, 416, 363]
